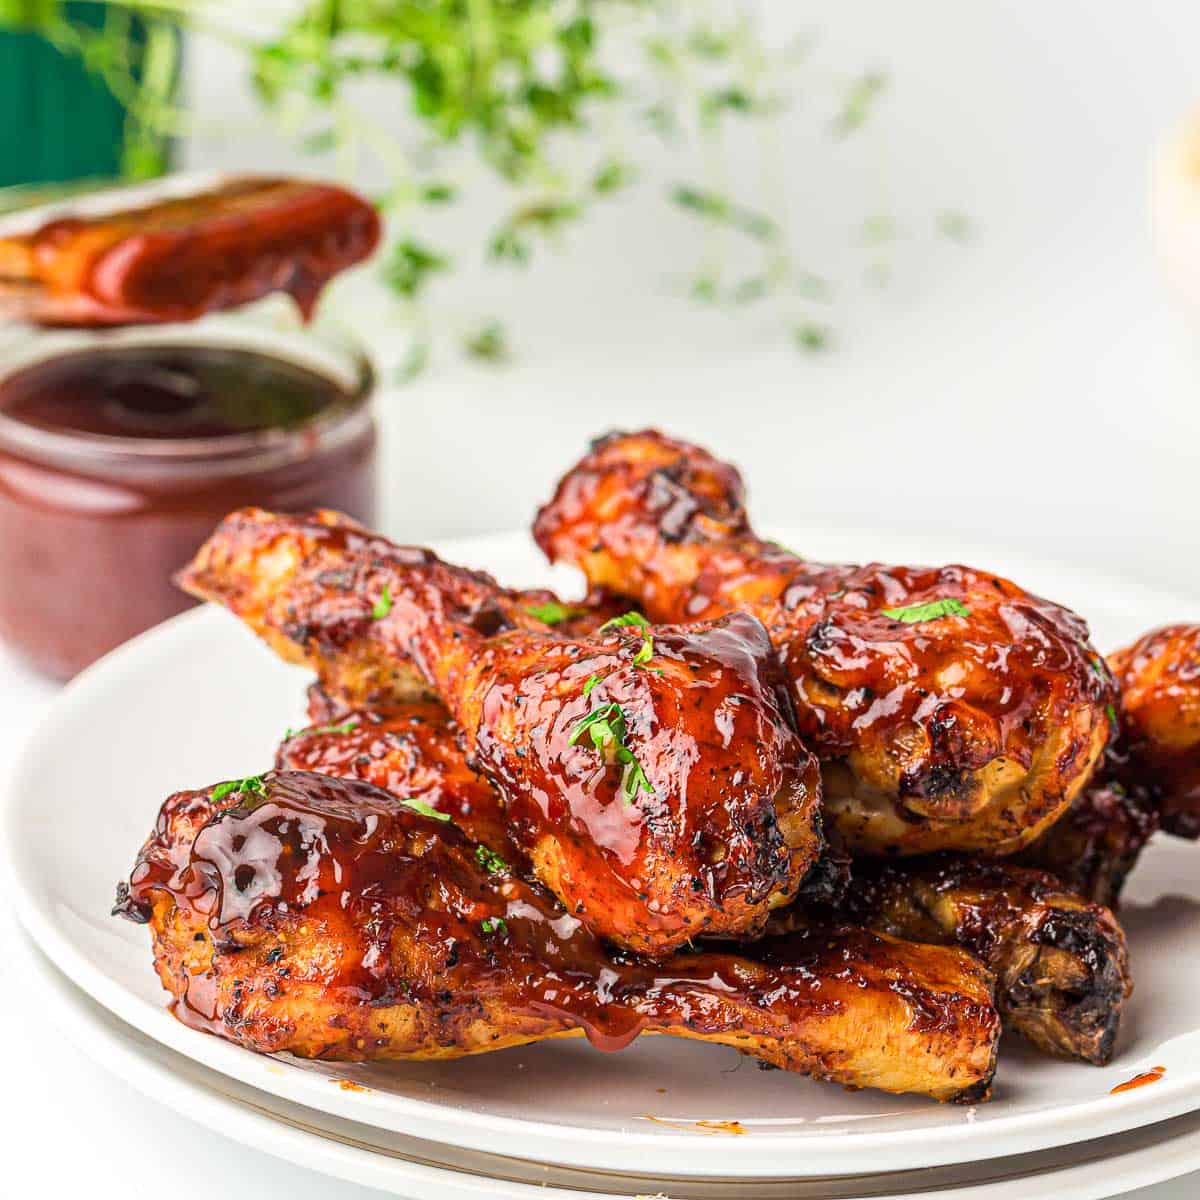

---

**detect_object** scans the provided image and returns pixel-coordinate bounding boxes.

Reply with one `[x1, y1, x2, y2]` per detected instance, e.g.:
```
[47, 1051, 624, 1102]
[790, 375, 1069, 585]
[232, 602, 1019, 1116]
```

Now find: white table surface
[5, 2, 1200, 1196]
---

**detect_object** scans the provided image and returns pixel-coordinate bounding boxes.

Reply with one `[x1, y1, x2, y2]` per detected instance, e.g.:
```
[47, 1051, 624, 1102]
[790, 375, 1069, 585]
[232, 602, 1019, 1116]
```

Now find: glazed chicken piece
[114, 770, 1000, 1102]
[1017, 623, 1200, 903]
[179, 508, 824, 955]
[803, 857, 1131, 1065]
[281, 688, 851, 907]
[1106, 624, 1200, 838]
[278, 697, 521, 867]
[0, 176, 380, 326]
[534, 430, 1113, 857]
[1017, 778, 1158, 908]
[290, 691, 1127, 1065]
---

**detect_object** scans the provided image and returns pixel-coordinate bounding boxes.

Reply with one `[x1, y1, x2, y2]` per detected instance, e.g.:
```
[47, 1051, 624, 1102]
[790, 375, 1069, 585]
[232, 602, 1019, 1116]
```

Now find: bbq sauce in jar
[0, 324, 376, 679]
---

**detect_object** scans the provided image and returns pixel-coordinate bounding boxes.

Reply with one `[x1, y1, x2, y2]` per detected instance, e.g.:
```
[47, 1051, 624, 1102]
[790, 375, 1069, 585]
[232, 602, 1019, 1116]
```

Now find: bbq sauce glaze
[0, 341, 375, 678]
[114, 771, 956, 1064]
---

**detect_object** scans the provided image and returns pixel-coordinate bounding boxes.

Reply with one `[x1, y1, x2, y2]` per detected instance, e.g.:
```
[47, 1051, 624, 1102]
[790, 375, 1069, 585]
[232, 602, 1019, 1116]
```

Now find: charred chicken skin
[179, 508, 824, 955]
[817, 858, 1131, 1066]
[114, 770, 1000, 1102]
[534, 430, 1113, 857]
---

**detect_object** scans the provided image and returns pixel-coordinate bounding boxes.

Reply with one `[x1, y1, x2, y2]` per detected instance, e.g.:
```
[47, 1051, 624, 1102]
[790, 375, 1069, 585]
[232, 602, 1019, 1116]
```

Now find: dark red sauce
[0, 341, 375, 678]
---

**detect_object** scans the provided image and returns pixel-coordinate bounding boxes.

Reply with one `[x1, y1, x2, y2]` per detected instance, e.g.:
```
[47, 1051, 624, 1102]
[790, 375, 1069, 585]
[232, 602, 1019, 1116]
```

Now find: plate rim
[5, 528, 1200, 1180]
[13, 914, 1200, 1200]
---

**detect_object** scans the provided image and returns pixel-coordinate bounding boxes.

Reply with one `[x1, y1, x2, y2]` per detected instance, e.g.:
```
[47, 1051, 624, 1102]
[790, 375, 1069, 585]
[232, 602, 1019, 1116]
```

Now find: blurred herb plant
[0, 2, 956, 368]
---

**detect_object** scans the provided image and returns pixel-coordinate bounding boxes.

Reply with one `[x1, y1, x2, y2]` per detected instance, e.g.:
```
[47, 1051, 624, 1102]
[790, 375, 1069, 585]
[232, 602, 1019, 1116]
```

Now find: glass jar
[0, 308, 376, 679]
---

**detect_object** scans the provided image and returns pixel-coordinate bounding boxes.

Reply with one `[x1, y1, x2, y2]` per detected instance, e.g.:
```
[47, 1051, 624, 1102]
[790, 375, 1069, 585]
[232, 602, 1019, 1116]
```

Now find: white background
[3, 2, 1200, 1196]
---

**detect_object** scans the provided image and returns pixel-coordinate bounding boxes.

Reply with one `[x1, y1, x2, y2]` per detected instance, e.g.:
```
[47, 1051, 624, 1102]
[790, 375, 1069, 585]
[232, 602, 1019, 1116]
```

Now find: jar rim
[0, 316, 376, 474]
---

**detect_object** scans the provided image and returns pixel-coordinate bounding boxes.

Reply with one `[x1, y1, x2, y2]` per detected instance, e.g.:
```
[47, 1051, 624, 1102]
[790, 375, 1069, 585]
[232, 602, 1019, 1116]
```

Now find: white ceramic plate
[13, 921, 1200, 1200]
[4, 527, 1200, 1182]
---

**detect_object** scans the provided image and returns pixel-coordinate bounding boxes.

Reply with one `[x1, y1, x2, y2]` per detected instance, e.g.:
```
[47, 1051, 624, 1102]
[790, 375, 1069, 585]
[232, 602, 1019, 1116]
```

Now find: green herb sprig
[881, 599, 971, 624]
[599, 611, 655, 668]
[286, 717, 361, 740]
[569, 701, 654, 804]
[475, 845, 510, 876]
[372, 585, 393, 620]
[212, 774, 268, 803]
[526, 601, 581, 626]
[399, 797, 451, 823]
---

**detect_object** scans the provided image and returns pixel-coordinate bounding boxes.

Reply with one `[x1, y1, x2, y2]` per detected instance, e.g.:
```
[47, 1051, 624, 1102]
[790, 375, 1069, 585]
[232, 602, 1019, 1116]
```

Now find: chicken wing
[179, 508, 824, 955]
[114, 770, 1000, 1102]
[815, 857, 1131, 1065]
[534, 430, 1113, 857]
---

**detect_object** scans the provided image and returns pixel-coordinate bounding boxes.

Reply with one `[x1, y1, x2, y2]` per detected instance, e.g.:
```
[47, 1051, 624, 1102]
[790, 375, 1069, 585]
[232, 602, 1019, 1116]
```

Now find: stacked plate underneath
[6, 531, 1200, 1200]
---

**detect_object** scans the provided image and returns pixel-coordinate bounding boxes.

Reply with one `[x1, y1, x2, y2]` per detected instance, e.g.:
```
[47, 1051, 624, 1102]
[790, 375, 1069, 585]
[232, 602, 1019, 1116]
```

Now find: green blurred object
[0, 2, 178, 187]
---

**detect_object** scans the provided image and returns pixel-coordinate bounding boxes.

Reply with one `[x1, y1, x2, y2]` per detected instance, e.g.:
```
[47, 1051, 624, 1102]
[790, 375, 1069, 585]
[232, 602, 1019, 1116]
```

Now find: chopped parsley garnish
[619, 752, 654, 803]
[769, 540, 800, 557]
[582, 673, 603, 696]
[212, 774, 269, 802]
[881, 598, 970, 624]
[317, 718, 361, 735]
[598, 611, 650, 633]
[475, 845, 510, 875]
[480, 916, 508, 936]
[599, 610, 654, 668]
[372, 584, 393, 619]
[568, 701, 654, 805]
[1107, 703, 1119, 728]
[289, 718, 360, 739]
[399, 797, 451, 823]
[526, 600, 580, 625]
[569, 701, 627, 752]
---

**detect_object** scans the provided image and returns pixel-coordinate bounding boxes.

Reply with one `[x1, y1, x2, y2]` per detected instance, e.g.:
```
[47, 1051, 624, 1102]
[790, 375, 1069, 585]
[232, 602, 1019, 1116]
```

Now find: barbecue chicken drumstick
[1018, 623, 1200, 902]
[286, 697, 1126, 1065]
[179, 509, 824, 955]
[289, 693, 1129, 1066]
[824, 858, 1130, 1065]
[1106, 623, 1200, 838]
[115, 770, 1000, 1102]
[534, 430, 1113, 857]
[1017, 778, 1158, 908]
[281, 690, 851, 906]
